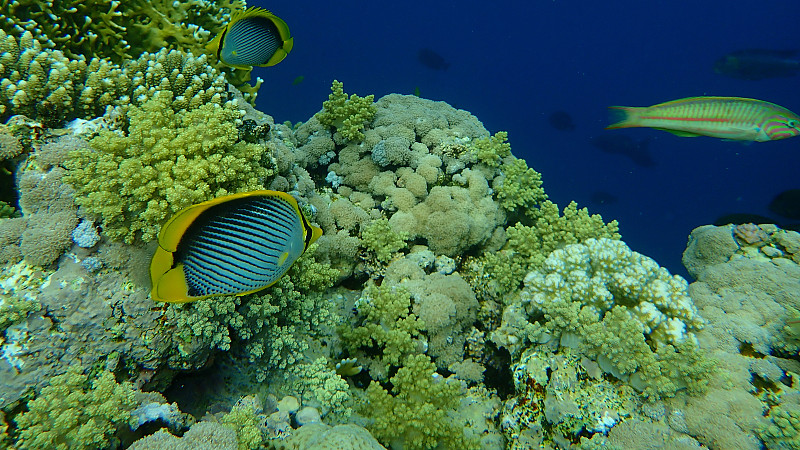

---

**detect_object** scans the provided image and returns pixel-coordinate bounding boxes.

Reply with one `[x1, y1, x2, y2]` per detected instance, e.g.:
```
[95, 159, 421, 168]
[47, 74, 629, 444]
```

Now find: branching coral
[361, 217, 409, 263]
[339, 284, 425, 379]
[13, 366, 138, 450]
[471, 131, 511, 167]
[63, 93, 273, 243]
[469, 200, 620, 297]
[1, 0, 241, 64]
[493, 156, 547, 214]
[362, 353, 479, 450]
[316, 80, 376, 142]
[493, 238, 712, 399]
[0, 30, 128, 125]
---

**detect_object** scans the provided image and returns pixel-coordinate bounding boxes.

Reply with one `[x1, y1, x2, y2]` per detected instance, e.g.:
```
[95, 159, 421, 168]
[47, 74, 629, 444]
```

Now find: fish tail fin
[605, 106, 643, 129]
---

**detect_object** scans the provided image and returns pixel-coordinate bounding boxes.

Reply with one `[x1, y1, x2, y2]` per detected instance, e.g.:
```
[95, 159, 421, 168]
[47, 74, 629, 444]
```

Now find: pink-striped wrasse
[606, 96, 800, 142]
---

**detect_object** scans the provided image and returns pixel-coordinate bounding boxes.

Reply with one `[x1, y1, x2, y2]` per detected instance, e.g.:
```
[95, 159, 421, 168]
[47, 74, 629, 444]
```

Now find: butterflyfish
[606, 96, 800, 142]
[206, 6, 293, 69]
[150, 190, 322, 303]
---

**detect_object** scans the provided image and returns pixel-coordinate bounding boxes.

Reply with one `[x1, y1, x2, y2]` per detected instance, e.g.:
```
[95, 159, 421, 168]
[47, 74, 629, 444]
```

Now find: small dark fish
[714, 49, 800, 81]
[418, 48, 450, 70]
[590, 191, 618, 205]
[548, 111, 576, 131]
[713, 213, 777, 226]
[590, 135, 656, 167]
[769, 189, 800, 220]
[292, 75, 305, 85]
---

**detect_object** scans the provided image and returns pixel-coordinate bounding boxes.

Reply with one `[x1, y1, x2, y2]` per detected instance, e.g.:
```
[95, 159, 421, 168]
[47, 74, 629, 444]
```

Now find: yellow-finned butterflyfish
[606, 96, 800, 142]
[150, 190, 322, 303]
[206, 6, 294, 69]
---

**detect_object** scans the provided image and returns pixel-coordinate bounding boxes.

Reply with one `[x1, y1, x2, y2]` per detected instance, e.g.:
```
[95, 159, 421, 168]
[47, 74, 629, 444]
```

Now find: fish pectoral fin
[654, 128, 702, 137]
[277, 251, 290, 266]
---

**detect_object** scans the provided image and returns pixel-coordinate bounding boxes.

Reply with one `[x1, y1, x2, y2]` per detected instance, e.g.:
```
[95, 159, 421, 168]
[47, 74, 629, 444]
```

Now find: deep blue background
[250, 1, 800, 278]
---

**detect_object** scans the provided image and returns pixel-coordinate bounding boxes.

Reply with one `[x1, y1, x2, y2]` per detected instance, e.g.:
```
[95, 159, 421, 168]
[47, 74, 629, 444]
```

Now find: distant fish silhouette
[590, 191, 618, 205]
[590, 135, 656, 167]
[292, 75, 305, 85]
[714, 49, 800, 80]
[418, 48, 450, 70]
[548, 111, 576, 131]
[769, 189, 800, 220]
[713, 213, 777, 226]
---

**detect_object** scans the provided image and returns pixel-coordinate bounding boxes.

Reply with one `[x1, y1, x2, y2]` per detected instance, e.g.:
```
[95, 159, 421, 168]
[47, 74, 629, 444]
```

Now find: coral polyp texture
[62, 93, 273, 243]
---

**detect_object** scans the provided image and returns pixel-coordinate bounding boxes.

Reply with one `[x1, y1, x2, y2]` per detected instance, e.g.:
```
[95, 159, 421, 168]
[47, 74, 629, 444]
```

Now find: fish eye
[788, 120, 799, 128]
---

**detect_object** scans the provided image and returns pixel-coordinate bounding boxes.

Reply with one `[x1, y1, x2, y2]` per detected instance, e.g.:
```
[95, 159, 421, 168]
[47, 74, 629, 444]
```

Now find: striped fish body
[606, 97, 800, 142]
[150, 190, 322, 303]
[206, 6, 293, 69]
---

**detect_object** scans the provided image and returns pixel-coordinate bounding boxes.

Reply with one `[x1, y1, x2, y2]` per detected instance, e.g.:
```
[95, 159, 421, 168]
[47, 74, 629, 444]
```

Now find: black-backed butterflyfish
[206, 6, 294, 69]
[150, 190, 322, 303]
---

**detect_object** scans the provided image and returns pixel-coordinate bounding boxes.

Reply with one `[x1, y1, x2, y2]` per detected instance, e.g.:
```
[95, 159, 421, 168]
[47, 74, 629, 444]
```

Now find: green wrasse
[606, 96, 800, 142]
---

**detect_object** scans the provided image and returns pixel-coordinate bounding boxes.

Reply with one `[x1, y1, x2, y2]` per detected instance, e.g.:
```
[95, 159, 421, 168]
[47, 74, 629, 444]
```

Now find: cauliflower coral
[63, 92, 274, 243]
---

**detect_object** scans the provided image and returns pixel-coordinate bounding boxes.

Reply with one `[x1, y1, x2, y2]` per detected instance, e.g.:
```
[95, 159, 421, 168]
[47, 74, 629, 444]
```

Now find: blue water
[253, 0, 800, 278]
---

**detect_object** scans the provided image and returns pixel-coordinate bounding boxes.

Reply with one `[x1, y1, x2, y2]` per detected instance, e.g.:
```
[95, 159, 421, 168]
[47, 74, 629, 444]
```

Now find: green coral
[362, 354, 479, 450]
[493, 156, 547, 214]
[496, 238, 713, 400]
[0, 201, 20, 218]
[1, 0, 241, 64]
[287, 357, 353, 421]
[361, 218, 409, 262]
[63, 93, 273, 244]
[164, 272, 337, 379]
[339, 284, 425, 379]
[316, 80, 376, 142]
[0, 292, 39, 331]
[471, 131, 511, 167]
[221, 397, 265, 450]
[13, 366, 137, 450]
[760, 402, 800, 449]
[471, 200, 619, 297]
[0, 30, 128, 125]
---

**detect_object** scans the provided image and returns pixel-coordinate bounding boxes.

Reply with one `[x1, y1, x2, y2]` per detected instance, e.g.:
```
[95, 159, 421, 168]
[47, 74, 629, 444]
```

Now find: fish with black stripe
[150, 190, 322, 303]
[206, 6, 294, 69]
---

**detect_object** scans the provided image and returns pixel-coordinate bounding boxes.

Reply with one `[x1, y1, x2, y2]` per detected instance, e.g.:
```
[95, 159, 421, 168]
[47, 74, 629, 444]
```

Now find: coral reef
[63, 93, 273, 243]
[316, 80, 376, 142]
[13, 366, 137, 450]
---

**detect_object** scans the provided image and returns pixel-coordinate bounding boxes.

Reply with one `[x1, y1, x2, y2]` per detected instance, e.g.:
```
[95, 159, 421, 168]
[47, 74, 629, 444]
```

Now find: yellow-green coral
[493, 156, 547, 213]
[13, 366, 137, 450]
[471, 200, 620, 297]
[63, 93, 273, 243]
[1, 0, 241, 64]
[760, 402, 800, 449]
[316, 80, 376, 142]
[0, 30, 128, 125]
[221, 397, 265, 450]
[361, 217, 409, 262]
[339, 284, 425, 378]
[362, 354, 479, 450]
[287, 357, 353, 421]
[471, 131, 511, 167]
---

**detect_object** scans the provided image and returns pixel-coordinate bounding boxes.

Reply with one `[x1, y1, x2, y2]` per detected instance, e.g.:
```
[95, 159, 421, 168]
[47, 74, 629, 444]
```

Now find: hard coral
[63, 93, 273, 243]
[316, 80, 376, 142]
[0, 30, 127, 125]
[493, 238, 712, 399]
[363, 354, 479, 450]
[13, 366, 138, 450]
